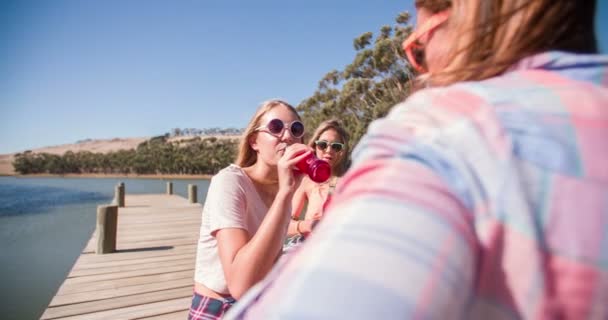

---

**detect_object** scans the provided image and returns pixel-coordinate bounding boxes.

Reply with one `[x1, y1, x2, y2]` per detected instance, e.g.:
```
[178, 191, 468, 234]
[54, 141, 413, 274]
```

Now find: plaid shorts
[188, 291, 235, 320]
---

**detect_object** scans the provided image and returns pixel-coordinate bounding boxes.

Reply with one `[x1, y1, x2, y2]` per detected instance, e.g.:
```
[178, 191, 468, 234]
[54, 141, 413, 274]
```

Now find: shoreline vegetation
[10, 136, 239, 177]
[3, 173, 212, 180]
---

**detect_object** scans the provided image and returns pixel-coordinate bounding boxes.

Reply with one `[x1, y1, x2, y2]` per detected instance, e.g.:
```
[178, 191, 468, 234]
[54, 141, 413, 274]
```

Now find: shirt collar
[509, 51, 608, 85]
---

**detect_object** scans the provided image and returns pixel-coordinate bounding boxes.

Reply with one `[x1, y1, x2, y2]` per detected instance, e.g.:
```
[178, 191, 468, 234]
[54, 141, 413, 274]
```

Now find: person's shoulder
[391, 82, 492, 118]
[212, 164, 249, 185]
[215, 164, 245, 176]
[369, 84, 488, 145]
[359, 82, 504, 161]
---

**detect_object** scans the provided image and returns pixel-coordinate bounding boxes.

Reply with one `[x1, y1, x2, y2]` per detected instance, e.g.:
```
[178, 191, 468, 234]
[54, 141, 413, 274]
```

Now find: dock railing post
[188, 184, 197, 203]
[96, 204, 118, 254]
[115, 182, 125, 208]
[167, 182, 173, 195]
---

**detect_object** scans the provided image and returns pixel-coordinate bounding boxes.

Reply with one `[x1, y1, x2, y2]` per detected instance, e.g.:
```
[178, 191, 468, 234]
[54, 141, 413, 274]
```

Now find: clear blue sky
[1, 0, 607, 154]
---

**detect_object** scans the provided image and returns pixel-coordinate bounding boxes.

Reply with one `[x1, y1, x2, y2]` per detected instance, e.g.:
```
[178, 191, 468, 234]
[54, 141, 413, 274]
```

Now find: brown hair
[235, 99, 301, 168]
[415, 0, 451, 13]
[417, 0, 597, 86]
[307, 119, 350, 177]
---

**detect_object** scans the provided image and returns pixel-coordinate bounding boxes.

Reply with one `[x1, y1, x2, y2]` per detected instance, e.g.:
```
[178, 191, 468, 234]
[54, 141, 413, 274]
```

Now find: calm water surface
[0, 176, 210, 320]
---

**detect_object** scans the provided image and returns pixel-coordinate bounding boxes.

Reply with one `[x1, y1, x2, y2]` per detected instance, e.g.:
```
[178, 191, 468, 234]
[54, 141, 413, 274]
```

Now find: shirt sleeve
[204, 168, 248, 236]
[224, 88, 485, 319]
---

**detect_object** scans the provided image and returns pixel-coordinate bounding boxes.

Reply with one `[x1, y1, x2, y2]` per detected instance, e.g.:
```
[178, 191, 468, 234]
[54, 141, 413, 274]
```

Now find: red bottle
[295, 153, 331, 183]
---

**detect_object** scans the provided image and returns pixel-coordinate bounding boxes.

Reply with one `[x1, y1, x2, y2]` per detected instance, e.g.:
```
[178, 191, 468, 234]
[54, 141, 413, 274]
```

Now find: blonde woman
[285, 119, 349, 242]
[189, 99, 312, 319]
[227, 0, 608, 318]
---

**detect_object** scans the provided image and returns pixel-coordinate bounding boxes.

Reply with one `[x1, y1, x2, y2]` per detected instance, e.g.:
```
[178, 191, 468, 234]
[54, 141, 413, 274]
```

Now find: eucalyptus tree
[297, 11, 415, 149]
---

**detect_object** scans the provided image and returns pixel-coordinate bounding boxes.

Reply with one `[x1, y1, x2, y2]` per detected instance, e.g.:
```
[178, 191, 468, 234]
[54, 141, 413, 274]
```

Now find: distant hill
[0, 134, 243, 176]
[0, 137, 149, 175]
[0, 155, 15, 175]
[168, 127, 243, 137]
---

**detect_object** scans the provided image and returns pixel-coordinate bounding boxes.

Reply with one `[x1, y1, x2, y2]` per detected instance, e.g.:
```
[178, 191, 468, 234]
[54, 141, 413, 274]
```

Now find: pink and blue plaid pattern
[188, 291, 235, 320]
[225, 51, 608, 319]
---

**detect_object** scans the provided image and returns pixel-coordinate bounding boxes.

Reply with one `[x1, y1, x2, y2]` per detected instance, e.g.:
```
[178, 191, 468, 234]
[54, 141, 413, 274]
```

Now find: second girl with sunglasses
[189, 99, 313, 320]
[284, 119, 350, 248]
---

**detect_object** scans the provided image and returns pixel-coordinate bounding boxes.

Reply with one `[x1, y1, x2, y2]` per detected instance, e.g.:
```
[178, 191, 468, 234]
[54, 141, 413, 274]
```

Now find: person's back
[467, 53, 608, 317]
[224, 0, 608, 318]
[362, 51, 608, 318]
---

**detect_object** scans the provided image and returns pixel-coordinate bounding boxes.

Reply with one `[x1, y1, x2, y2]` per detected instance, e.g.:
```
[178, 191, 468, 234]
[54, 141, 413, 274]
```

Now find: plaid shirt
[225, 51, 608, 319]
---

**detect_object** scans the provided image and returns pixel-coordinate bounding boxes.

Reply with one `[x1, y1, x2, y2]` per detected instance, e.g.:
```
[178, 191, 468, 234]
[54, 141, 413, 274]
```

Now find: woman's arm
[216, 189, 294, 299]
[286, 179, 309, 237]
[216, 145, 312, 299]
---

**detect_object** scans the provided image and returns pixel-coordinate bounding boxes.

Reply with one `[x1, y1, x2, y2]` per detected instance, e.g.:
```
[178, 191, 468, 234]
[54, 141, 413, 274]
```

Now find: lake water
[0, 176, 210, 320]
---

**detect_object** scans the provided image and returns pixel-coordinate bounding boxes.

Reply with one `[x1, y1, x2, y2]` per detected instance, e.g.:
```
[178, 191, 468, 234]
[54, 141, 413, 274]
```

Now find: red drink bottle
[295, 153, 331, 183]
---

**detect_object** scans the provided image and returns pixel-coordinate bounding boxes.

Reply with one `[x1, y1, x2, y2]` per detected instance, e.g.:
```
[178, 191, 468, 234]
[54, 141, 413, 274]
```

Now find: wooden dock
[41, 194, 202, 320]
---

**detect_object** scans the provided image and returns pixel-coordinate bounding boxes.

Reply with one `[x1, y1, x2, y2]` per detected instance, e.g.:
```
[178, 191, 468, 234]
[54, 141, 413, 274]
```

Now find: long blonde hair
[307, 119, 350, 177]
[235, 99, 301, 168]
[417, 0, 597, 86]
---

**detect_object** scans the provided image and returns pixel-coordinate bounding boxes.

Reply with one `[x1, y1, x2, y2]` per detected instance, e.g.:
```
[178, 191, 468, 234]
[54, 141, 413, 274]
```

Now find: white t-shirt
[194, 164, 269, 294]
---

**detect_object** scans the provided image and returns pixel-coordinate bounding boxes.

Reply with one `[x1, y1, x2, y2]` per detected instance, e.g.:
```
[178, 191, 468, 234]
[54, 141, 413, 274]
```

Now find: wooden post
[166, 182, 173, 195]
[115, 183, 125, 208]
[188, 184, 198, 203]
[96, 205, 118, 254]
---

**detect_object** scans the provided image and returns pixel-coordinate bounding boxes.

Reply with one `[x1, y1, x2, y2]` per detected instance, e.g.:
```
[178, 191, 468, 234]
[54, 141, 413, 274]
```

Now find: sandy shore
[0, 154, 14, 175]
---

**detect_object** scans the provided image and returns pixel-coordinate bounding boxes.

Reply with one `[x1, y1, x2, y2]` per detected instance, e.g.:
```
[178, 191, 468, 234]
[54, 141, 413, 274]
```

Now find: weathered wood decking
[42, 194, 201, 320]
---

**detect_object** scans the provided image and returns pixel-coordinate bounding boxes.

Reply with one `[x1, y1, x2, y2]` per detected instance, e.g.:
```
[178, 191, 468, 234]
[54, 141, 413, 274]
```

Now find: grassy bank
[5, 173, 212, 180]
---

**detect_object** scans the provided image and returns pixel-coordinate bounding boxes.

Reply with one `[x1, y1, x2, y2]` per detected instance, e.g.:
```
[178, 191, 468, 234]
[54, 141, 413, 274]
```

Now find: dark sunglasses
[315, 140, 344, 152]
[255, 119, 305, 139]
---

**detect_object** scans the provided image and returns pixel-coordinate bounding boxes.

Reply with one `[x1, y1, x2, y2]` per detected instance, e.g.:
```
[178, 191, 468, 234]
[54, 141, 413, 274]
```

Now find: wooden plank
[43, 194, 202, 319]
[115, 219, 199, 227]
[50, 268, 194, 307]
[116, 229, 199, 238]
[118, 213, 200, 221]
[61, 264, 195, 285]
[55, 297, 192, 320]
[72, 253, 195, 270]
[75, 244, 196, 264]
[137, 310, 189, 320]
[41, 287, 192, 319]
[114, 238, 198, 251]
[112, 234, 198, 244]
[57, 270, 194, 295]
[68, 257, 194, 278]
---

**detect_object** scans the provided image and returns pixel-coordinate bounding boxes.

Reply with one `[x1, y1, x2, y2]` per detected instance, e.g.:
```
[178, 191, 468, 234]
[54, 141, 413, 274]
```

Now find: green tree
[297, 11, 415, 150]
[13, 151, 34, 174]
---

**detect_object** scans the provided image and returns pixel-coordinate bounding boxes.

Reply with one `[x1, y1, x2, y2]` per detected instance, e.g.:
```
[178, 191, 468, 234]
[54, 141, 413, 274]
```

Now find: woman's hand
[277, 143, 312, 194]
[298, 218, 320, 235]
